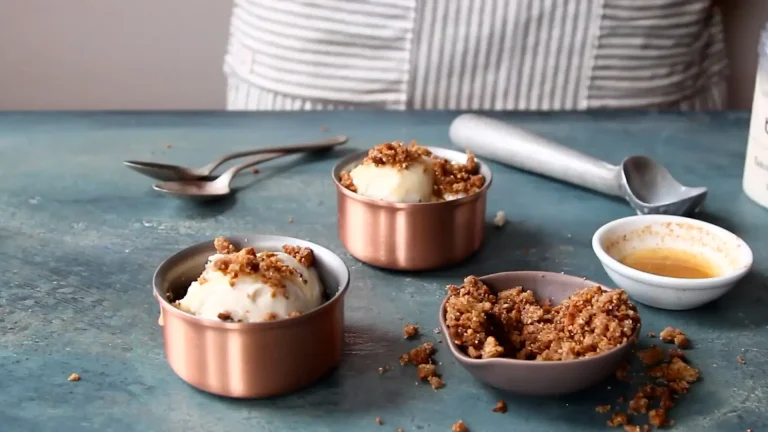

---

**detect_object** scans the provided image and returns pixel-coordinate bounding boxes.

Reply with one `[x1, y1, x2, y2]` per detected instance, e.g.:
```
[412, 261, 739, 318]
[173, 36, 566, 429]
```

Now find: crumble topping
[282, 244, 314, 268]
[417, 364, 437, 380]
[636, 346, 665, 365]
[444, 276, 640, 361]
[428, 376, 444, 390]
[401, 342, 435, 366]
[338, 140, 486, 201]
[263, 312, 278, 321]
[208, 238, 315, 299]
[68, 373, 80, 382]
[596, 405, 611, 413]
[493, 401, 508, 413]
[403, 324, 419, 339]
[659, 327, 689, 348]
[451, 420, 468, 432]
[217, 311, 235, 322]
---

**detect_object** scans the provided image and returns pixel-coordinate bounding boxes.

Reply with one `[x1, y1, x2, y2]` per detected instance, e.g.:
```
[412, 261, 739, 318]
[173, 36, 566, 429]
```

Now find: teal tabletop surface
[0, 111, 766, 432]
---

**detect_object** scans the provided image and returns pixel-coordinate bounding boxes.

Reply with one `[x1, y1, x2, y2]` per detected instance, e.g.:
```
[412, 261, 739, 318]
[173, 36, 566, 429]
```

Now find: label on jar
[744, 66, 768, 209]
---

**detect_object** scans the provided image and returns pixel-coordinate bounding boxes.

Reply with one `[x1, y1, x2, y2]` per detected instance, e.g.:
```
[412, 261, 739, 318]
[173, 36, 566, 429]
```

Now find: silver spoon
[125, 135, 348, 181]
[152, 138, 347, 199]
[449, 114, 707, 216]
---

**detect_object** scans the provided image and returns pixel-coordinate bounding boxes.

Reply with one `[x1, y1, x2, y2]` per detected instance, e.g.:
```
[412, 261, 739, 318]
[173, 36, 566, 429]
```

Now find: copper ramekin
[332, 146, 493, 271]
[152, 235, 350, 398]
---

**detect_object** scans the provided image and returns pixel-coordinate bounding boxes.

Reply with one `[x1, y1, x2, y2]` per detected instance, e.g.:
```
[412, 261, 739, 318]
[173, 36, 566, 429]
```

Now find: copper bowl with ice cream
[332, 141, 493, 271]
[153, 235, 350, 398]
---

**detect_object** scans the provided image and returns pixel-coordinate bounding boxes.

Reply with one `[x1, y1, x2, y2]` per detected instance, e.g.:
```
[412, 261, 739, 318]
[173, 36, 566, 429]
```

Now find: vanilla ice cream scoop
[177, 246, 323, 323]
[349, 157, 435, 203]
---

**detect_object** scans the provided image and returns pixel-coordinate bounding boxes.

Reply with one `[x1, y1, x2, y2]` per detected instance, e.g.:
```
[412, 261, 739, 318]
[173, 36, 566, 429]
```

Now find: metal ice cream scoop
[449, 114, 707, 216]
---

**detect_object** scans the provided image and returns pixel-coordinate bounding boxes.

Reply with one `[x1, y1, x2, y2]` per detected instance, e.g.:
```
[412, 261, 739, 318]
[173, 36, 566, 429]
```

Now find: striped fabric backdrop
[224, 0, 727, 111]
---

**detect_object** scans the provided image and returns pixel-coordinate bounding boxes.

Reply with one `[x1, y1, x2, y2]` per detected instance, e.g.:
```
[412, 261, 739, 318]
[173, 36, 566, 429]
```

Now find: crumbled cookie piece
[668, 349, 686, 361]
[628, 393, 649, 414]
[417, 364, 437, 380]
[428, 376, 445, 390]
[659, 327, 689, 348]
[399, 353, 410, 366]
[648, 408, 667, 427]
[217, 311, 235, 322]
[451, 420, 468, 432]
[403, 324, 419, 339]
[281, 244, 314, 268]
[607, 413, 629, 427]
[67, 373, 80, 382]
[339, 171, 357, 192]
[361, 141, 432, 169]
[214, 237, 237, 254]
[596, 405, 611, 413]
[375, 417, 382, 425]
[406, 342, 435, 366]
[493, 400, 508, 413]
[637, 346, 666, 365]
[647, 332, 655, 338]
[493, 211, 506, 227]
[480, 336, 504, 359]
[432, 150, 485, 199]
[737, 355, 746, 364]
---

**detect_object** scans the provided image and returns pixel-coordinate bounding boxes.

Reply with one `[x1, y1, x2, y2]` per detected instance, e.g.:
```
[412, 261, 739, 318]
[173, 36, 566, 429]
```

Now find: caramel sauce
[619, 247, 719, 279]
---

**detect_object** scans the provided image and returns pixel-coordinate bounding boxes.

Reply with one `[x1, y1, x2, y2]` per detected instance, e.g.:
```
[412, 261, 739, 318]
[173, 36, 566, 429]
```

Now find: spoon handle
[201, 135, 348, 175]
[449, 114, 622, 197]
[217, 152, 288, 185]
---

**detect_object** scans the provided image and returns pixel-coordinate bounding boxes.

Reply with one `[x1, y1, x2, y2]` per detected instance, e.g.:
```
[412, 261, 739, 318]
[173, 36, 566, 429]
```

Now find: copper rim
[153, 235, 350, 398]
[332, 146, 493, 271]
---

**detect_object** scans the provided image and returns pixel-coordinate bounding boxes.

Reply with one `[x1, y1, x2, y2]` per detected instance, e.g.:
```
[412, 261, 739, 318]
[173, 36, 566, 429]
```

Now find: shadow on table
[222, 323, 418, 415]
[685, 269, 768, 329]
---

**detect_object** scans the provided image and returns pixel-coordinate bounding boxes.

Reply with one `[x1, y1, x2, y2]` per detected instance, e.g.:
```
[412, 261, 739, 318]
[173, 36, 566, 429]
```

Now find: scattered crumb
[375, 417, 383, 425]
[669, 349, 686, 361]
[596, 405, 611, 413]
[403, 324, 419, 339]
[165, 143, 172, 149]
[637, 346, 666, 365]
[405, 342, 434, 366]
[737, 355, 746, 364]
[451, 420, 468, 432]
[396, 429, 404, 432]
[417, 364, 437, 380]
[428, 376, 445, 390]
[399, 353, 410, 366]
[607, 413, 629, 427]
[287, 217, 294, 223]
[320, 125, 328, 132]
[615, 363, 630, 382]
[378, 366, 388, 374]
[493, 211, 506, 227]
[251, 167, 260, 174]
[648, 408, 666, 427]
[490, 400, 507, 413]
[659, 327, 689, 348]
[647, 332, 655, 338]
[67, 373, 80, 382]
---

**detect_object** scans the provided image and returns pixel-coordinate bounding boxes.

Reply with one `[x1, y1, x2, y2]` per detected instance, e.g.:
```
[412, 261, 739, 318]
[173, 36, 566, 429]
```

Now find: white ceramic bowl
[592, 215, 753, 310]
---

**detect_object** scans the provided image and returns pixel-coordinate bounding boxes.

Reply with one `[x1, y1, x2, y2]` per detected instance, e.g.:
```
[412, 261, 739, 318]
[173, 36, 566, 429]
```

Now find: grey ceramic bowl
[438, 271, 641, 396]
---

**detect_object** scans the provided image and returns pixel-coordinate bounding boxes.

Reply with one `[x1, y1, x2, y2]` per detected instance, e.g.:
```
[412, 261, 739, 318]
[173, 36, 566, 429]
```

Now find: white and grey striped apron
[224, 0, 727, 111]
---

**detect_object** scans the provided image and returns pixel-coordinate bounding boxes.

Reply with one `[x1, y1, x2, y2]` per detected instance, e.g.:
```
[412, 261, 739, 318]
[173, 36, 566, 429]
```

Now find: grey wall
[0, 0, 764, 111]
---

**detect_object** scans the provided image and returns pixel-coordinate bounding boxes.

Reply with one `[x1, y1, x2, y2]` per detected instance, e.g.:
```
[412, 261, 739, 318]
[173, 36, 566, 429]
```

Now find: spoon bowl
[621, 156, 707, 216]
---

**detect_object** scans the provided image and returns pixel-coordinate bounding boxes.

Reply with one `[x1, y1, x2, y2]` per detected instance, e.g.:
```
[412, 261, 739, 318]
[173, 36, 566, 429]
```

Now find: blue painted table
[1, 112, 766, 432]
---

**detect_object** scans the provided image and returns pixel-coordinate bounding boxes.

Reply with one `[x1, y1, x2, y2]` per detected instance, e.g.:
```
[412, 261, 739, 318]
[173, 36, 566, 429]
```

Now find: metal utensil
[125, 135, 349, 181]
[449, 114, 707, 216]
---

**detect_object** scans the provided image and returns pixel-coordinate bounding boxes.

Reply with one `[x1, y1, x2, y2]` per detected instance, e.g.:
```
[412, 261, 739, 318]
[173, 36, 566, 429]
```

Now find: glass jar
[744, 25, 768, 209]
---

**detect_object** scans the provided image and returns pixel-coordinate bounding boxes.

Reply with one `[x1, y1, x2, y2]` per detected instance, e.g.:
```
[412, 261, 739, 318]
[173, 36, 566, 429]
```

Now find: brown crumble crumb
[287, 217, 294, 223]
[737, 355, 746, 364]
[406, 342, 434, 366]
[637, 346, 666, 365]
[428, 376, 445, 390]
[647, 332, 655, 338]
[615, 363, 631, 382]
[403, 324, 419, 339]
[669, 349, 687, 361]
[67, 373, 80, 382]
[282, 244, 314, 268]
[596, 405, 611, 413]
[165, 143, 172, 149]
[375, 417, 382, 425]
[451, 420, 468, 432]
[648, 408, 667, 427]
[417, 364, 437, 380]
[493, 400, 508, 413]
[607, 413, 629, 427]
[214, 237, 237, 254]
[263, 312, 278, 321]
[399, 353, 410, 366]
[378, 366, 388, 374]
[251, 167, 260, 174]
[217, 311, 235, 322]
[339, 171, 357, 192]
[659, 327, 689, 348]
